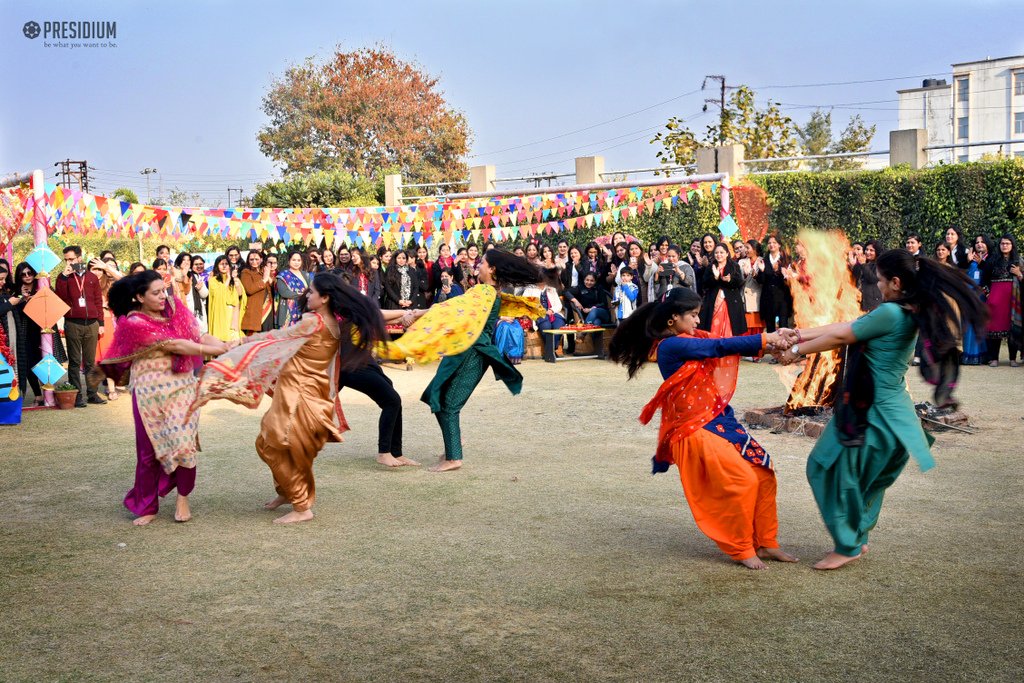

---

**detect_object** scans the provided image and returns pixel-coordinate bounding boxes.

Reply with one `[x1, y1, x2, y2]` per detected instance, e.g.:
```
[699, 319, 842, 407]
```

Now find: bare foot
[264, 495, 289, 510]
[394, 456, 420, 467]
[757, 547, 799, 563]
[376, 453, 402, 468]
[427, 460, 463, 473]
[133, 514, 157, 526]
[273, 509, 314, 524]
[739, 556, 768, 570]
[812, 550, 863, 570]
[174, 495, 192, 523]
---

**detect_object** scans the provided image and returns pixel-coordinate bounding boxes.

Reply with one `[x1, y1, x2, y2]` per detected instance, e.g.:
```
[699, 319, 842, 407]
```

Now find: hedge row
[750, 159, 1024, 248]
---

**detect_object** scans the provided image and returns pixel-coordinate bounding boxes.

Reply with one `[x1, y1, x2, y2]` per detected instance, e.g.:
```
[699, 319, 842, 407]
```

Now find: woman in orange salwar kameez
[610, 288, 798, 570]
[190, 273, 385, 524]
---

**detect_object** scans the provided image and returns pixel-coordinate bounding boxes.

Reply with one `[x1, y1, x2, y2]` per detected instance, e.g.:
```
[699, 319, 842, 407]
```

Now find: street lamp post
[139, 167, 158, 203]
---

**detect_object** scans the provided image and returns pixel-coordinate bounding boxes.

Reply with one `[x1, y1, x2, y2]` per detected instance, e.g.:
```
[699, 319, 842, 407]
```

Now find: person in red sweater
[55, 245, 105, 406]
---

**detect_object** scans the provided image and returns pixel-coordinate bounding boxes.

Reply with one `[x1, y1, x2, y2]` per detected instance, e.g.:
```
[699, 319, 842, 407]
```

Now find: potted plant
[53, 382, 79, 410]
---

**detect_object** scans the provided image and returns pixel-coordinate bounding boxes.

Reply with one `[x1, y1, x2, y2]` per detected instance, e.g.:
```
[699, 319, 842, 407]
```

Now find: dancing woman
[338, 307, 426, 469]
[191, 273, 385, 523]
[382, 249, 543, 472]
[776, 249, 986, 569]
[609, 289, 797, 570]
[100, 272, 229, 525]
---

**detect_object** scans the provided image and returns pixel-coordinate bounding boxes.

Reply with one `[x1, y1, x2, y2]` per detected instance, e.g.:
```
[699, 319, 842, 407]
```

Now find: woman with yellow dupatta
[382, 249, 544, 472]
[609, 288, 798, 570]
[191, 273, 385, 523]
[207, 255, 246, 342]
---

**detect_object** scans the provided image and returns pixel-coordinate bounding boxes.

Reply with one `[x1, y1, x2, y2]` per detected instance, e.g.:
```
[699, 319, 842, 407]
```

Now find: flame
[780, 229, 863, 411]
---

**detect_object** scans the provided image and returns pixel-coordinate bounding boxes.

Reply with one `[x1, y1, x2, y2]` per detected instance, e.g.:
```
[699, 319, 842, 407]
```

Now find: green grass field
[1, 360, 1021, 682]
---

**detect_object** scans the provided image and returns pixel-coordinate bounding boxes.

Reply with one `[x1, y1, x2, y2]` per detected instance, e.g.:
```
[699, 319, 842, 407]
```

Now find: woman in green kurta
[777, 249, 986, 570]
[419, 249, 543, 472]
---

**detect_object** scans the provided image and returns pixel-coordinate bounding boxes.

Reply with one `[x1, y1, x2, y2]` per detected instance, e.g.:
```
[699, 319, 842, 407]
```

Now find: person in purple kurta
[101, 271, 228, 525]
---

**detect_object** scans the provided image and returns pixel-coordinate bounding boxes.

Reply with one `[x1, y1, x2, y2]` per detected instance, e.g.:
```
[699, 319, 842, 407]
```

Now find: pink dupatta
[100, 298, 202, 383]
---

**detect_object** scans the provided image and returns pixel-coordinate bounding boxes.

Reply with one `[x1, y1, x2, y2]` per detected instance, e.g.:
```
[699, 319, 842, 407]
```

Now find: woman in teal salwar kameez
[378, 249, 544, 473]
[778, 249, 986, 570]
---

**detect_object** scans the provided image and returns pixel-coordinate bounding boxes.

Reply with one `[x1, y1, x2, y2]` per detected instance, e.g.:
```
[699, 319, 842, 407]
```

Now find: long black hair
[0, 258, 13, 293]
[108, 271, 163, 318]
[878, 248, 987, 388]
[13, 262, 38, 295]
[212, 254, 236, 287]
[994, 234, 1020, 265]
[609, 288, 702, 379]
[482, 249, 541, 288]
[305, 272, 386, 372]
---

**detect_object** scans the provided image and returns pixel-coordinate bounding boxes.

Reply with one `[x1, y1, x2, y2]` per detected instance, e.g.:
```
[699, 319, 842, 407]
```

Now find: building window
[957, 77, 969, 102]
[958, 154, 969, 163]
[958, 116, 969, 139]
[1016, 112, 1024, 135]
[1015, 72, 1024, 96]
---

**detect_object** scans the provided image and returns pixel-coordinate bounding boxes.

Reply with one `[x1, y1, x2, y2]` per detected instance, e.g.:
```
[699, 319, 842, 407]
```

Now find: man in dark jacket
[55, 245, 105, 406]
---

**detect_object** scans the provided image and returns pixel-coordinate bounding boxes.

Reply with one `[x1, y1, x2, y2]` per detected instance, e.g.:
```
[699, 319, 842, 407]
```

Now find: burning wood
[777, 230, 863, 413]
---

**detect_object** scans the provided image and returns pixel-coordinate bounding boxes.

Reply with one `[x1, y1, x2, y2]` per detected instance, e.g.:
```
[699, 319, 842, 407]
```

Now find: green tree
[797, 110, 833, 163]
[797, 110, 876, 171]
[251, 169, 382, 208]
[159, 187, 211, 207]
[110, 187, 139, 204]
[828, 115, 876, 171]
[258, 45, 472, 184]
[652, 86, 800, 172]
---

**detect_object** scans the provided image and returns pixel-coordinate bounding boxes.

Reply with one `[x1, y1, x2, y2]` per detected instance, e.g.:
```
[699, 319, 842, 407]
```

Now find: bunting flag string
[11, 181, 729, 249]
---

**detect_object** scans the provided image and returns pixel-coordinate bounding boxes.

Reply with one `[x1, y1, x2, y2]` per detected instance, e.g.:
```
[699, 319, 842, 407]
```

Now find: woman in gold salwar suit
[191, 272, 385, 523]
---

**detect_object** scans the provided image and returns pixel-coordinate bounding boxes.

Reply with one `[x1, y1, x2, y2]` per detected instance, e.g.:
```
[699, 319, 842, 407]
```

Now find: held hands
[763, 331, 791, 353]
[768, 328, 803, 364]
[1011, 264, 1022, 279]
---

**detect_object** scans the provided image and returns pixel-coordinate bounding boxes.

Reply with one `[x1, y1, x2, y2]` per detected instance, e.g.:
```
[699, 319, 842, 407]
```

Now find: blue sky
[2, 0, 1021, 206]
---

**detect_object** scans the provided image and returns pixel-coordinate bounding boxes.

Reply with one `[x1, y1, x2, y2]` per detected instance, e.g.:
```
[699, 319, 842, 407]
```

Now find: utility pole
[702, 75, 728, 172]
[140, 167, 158, 203]
[227, 187, 243, 207]
[54, 159, 90, 192]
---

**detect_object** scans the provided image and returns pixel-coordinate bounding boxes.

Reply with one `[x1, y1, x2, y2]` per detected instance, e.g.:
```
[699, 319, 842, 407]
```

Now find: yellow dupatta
[379, 284, 544, 363]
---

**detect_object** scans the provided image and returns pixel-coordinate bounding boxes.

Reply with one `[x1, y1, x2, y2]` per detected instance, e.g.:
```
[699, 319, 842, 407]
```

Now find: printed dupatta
[99, 298, 203, 473]
[639, 330, 740, 469]
[279, 270, 308, 326]
[188, 313, 347, 434]
[379, 284, 544, 363]
[99, 297, 203, 384]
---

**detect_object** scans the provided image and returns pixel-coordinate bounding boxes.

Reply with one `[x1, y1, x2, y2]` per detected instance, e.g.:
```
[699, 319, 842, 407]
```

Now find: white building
[897, 55, 1024, 164]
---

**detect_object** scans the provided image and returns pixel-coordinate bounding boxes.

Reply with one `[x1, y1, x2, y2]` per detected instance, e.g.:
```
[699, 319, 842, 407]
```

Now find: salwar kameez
[191, 312, 345, 512]
[101, 299, 204, 517]
[379, 284, 544, 463]
[422, 297, 519, 460]
[254, 322, 341, 510]
[643, 332, 779, 561]
[806, 303, 935, 557]
[124, 394, 196, 515]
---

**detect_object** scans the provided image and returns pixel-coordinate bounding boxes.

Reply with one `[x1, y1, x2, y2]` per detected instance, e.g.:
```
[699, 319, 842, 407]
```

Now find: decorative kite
[0, 358, 17, 401]
[31, 354, 66, 389]
[24, 244, 62, 275]
[23, 286, 70, 333]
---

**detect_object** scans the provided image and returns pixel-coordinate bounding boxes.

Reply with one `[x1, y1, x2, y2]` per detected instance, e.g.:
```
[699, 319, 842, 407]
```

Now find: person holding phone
[56, 245, 105, 406]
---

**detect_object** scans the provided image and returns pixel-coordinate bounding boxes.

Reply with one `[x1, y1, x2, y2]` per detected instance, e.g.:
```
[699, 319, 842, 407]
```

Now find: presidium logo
[22, 19, 118, 47]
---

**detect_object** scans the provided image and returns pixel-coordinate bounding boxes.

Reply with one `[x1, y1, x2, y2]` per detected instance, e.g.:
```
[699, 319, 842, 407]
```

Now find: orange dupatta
[639, 329, 741, 467]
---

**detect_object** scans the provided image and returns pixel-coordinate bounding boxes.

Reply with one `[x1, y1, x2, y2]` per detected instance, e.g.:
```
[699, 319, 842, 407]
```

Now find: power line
[468, 87, 703, 158]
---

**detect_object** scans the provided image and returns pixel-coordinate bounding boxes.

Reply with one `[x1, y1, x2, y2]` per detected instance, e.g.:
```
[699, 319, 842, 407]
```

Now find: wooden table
[541, 327, 608, 361]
